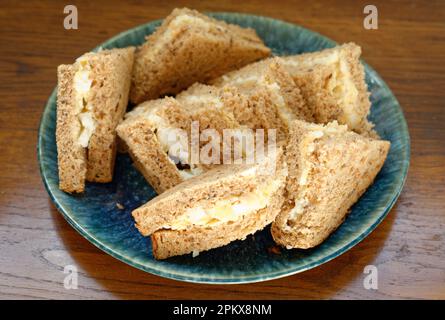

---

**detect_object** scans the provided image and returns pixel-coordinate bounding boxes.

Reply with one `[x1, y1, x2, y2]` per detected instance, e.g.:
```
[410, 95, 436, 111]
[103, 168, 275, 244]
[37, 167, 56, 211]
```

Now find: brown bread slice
[176, 83, 246, 165]
[84, 48, 135, 182]
[175, 83, 242, 136]
[130, 7, 270, 103]
[56, 65, 87, 193]
[56, 47, 135, 192]
[211, 58, 311, 142]
[271, 120, 390, 249]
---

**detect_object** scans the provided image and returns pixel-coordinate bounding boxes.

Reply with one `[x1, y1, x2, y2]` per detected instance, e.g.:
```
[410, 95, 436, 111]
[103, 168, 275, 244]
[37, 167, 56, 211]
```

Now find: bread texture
[56, 47, 135, 192]
[176, 83, 242, 134]
[131, 149, 287, 259]
[211, 58, 311, 142]
[130, 7, 271, 103]
[271, 120, 390, 249]
[84, 48, 135, 182]
[280, 43, 376, 137]
[176, 83, 246, 165]
[56, 65, 87, 193]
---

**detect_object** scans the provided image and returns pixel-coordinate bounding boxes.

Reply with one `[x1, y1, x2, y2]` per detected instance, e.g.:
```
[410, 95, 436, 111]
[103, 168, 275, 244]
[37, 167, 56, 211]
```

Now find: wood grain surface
[0, 0, 444, 300]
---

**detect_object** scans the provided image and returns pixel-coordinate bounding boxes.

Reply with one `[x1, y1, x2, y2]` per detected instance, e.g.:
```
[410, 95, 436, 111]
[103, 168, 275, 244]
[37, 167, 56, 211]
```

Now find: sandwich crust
[271, 120, 390, 249]
[56, 65, 87, 193]
[130, 7, 271, 103]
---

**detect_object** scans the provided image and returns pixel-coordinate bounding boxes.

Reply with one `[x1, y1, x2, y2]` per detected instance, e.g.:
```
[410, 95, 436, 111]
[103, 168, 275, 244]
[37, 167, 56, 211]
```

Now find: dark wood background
[1, 0, 444, 299]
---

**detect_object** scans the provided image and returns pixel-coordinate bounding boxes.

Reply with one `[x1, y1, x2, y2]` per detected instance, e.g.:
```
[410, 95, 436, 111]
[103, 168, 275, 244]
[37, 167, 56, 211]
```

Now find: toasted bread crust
[271, 120, 390, 249]
[56, 65, 87, 193]
[130, 8, 270, 103]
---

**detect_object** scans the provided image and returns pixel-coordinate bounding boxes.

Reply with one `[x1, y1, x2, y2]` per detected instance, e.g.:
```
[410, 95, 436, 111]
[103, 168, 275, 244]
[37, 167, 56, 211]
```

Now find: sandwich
[130, 7, 271, 103]
[116, 97, 191, 194]
[56, 47, 135, 193]
[280, 43, 376, 137]
[132, 149, 287, 259]
[211, 58, 311, 142]
[271, 120, 390, 249]
[116, 85, 243, 194]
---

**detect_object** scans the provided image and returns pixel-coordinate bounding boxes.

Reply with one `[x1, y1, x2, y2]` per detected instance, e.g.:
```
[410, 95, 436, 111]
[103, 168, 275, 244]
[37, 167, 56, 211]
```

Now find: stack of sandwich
[56, 8, 390, 259]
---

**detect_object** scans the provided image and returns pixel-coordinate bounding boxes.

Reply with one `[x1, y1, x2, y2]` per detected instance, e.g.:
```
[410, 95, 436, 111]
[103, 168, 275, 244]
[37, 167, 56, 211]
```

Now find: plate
[38, 13, 410, 284]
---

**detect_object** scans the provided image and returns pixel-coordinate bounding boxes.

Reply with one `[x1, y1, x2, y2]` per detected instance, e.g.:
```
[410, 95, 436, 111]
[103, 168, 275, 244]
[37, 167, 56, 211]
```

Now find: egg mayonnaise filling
[74, 58, 96, 148]
[164, 179, 282, 230]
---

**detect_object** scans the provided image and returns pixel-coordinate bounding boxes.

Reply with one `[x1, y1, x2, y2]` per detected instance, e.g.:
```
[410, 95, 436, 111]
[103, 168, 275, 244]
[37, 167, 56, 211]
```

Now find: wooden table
[1, 0, 444, 300]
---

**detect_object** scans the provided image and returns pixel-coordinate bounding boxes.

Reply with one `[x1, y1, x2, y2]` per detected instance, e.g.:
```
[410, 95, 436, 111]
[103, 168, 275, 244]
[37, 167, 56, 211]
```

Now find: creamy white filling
[265, 82, 297, 127]
[288, 198, 310, 221]
[178, 166, 204, 180]
[74, 70, 92, 95]
[284, 51, 339, 69]
[180, 94, 224, 109]
[77, 112, 95, 148]
[142, 111, 196, 176]
[336, 59, 360, 128]
[156, 126, 190, 165]
[73, 58, 95, 148]
[226, 75, 258, 87]
[165, 179, 281, 230]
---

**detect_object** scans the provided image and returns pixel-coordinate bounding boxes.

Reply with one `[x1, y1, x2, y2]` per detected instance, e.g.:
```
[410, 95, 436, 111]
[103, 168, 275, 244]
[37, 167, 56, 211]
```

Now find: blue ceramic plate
[38, 13, 410, 284]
